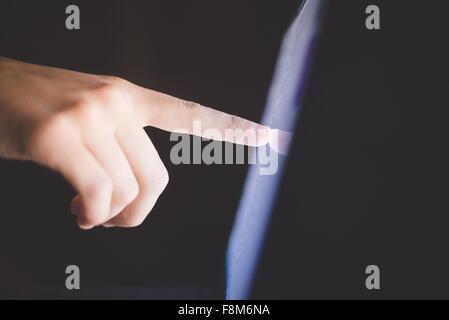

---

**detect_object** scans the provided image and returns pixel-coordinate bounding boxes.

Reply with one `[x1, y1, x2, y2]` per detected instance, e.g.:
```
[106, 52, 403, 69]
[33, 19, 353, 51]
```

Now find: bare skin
[0, 57, 270, 229]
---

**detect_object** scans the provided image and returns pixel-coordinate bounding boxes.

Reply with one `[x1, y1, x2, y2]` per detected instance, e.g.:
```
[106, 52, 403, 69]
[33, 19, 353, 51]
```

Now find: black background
[254, 1, 449, 299]
[0, 0, 448, 299]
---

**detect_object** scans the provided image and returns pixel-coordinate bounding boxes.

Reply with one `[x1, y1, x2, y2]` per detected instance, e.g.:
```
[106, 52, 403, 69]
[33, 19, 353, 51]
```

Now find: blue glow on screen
[226, 0, 326, 300]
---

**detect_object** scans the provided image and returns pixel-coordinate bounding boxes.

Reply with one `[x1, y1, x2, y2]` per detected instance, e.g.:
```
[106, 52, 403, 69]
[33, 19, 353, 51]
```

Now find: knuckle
[91, 82, 128, 114]
[86, 174, 113, 201]
[93, 83, 119, 100]
[81, 175, 113, 226]
[114, 167, 169, 228]
[113, 178, 139, 208]
[72, 98, 104, 124]
[104, 75, 128, 87]
[228, 114, 243, 129]
[142, 166, 169, 194]
[69, 84, 127, 126]
[178, 99, 200, 109]
[177, 99, 202, 115]
[157, 167, 170, 190]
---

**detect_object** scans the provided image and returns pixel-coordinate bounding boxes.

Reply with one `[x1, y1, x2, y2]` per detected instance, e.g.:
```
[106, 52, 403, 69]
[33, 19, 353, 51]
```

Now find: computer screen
[226, 0, 327, 300]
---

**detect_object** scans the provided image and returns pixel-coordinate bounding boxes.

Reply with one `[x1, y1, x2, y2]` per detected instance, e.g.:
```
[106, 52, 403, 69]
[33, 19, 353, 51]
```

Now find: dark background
[0, 0, 299, 299]
[0, 0, 448, 299]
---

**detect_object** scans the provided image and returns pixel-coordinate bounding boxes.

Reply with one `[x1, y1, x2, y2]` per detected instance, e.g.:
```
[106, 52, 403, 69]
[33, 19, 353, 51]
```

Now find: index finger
[127, 84, 271, 147]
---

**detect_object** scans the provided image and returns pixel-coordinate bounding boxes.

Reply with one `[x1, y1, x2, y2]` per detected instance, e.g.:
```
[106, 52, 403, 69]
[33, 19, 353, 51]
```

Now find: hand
[0, 57, 270, 229]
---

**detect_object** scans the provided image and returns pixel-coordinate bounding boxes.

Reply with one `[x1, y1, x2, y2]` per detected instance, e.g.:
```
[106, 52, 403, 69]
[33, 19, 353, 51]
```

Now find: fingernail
[269, 129, 293, 155]
[78, 224, 94, 231]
